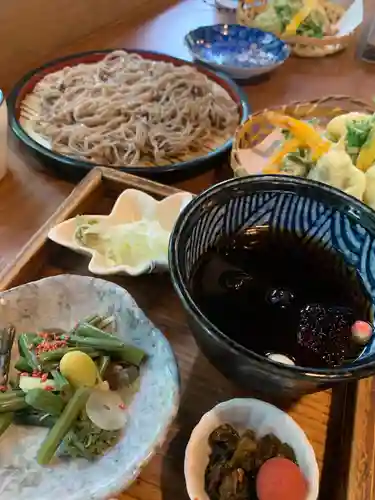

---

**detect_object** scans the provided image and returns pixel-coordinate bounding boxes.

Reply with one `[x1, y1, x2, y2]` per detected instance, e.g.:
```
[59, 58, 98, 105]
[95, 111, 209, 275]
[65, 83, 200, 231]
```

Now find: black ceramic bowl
[169, 175, 375, 399]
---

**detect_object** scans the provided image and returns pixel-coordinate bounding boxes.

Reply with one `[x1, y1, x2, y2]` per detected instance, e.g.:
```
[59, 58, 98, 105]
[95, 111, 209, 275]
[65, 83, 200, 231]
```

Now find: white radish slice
[86, 389, 127, 431]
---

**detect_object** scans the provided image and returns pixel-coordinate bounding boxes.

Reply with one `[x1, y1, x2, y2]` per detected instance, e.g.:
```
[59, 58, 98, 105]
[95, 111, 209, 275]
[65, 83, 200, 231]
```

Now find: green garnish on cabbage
[74, 217, 170, 267]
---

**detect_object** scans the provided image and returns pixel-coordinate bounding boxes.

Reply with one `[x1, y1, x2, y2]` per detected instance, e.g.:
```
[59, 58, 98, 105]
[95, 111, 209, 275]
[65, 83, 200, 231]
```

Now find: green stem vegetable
[0, 390, 24, 401]
[38, 347, 99, 366]
[25, 389, 65, 417]
[68, 335, 145, 366]
[63, 430, 94, 460]
[37, 387, 90, 465]
[73, 323, 123, 345]
[112, 347, 146, 367]
[0, 396, 27, 413]
[84, 314, 102, 326]
[51, 370, 71, 395]
[15, 357, 32, 373]
[9, 374, 20, 389]
[98, 356, 110, 378]
[18, 334, 40, 371]
[96, 316, 115, 331]
[13, 410, 56, 428]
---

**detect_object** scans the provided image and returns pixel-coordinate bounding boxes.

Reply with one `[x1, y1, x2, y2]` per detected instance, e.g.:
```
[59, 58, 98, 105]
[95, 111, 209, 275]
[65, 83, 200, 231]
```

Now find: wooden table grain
[1, 0, 375, 498]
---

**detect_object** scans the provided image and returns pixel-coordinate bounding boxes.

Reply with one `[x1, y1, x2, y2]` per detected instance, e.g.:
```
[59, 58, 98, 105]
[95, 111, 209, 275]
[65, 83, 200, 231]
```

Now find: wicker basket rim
[280, 31, 353, 47]
[249, 95, 375, 118]
[233, 95, 375, 148]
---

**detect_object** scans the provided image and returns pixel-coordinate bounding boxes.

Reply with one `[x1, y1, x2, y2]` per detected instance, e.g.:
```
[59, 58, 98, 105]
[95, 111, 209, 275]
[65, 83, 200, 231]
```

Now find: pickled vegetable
[98, 356, 110, 378]
[18, 334, 40, 371]
[86, 389, 127, 431]
[256, 457, 307, 500]
[205, 424, 299, 500]
[14, 357, 32, 373]
[51, 369, 71, 395]
[60, 351, 98, 388]
[38, 346, 99, 365]
[62, 417, 121, 459]
[0, 396, 27, 413]
[67, 335, 145, 366]
[73, 322, 122, 345]
[208, 424, 240, 457]
[10, 312, 144, 465]
[25, 389, 65, 417]
[19, 375, 56, 393]
[13, 409, 56, 428]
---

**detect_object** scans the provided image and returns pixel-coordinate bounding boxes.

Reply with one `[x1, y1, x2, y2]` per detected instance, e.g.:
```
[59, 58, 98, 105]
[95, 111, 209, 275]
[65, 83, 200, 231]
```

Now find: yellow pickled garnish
[263, 138, 301, 173]
[283, 0, 318, 36]
[265, 111, 331, 160]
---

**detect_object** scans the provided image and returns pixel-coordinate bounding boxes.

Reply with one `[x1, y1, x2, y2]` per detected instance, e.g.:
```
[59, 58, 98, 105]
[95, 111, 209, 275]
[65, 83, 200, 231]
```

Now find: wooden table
[1, 1, 375, 498]
[2, 0, 375, 269]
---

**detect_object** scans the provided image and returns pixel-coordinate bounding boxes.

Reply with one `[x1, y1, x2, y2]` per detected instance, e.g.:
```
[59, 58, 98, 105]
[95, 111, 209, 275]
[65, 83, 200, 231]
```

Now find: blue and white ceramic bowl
[0, 275, 179, 500]
[169, 175, 375, 399]
[185, 24, 290, 79]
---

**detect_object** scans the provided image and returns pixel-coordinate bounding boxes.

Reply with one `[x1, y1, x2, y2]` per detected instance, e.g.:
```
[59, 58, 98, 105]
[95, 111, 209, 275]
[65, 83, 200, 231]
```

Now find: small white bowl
[184, 398, 319, 500]
[48, 188, 193, 276]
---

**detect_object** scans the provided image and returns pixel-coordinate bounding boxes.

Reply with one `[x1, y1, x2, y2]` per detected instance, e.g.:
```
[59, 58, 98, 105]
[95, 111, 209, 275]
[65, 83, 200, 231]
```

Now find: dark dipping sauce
[190, 227, 371, 369]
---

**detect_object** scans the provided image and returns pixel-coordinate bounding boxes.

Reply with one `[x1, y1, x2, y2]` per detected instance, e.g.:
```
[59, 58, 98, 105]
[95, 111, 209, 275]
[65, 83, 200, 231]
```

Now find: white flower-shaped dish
[185, 398, 319, 500]
[0, 274, 179, 500]
[48, 189, 193, 276]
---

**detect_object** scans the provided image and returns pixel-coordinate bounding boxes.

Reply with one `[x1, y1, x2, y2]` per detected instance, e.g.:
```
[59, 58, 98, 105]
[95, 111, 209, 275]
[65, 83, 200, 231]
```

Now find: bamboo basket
[236, 0, 353, 57]
[231, 95, 375, 178]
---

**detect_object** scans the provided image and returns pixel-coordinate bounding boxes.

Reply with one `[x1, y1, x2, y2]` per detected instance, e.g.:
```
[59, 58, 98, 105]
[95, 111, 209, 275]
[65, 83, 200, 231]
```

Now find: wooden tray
[1, 166, 374, 500]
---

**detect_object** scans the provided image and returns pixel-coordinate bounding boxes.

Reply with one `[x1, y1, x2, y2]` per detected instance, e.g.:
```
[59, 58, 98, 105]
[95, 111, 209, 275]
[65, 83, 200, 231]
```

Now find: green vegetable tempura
[250, 0, 336, 38]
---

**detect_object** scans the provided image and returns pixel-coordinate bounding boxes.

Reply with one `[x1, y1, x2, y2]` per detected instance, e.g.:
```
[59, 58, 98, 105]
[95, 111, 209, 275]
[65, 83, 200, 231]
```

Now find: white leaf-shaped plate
[48, 189, 193, 276]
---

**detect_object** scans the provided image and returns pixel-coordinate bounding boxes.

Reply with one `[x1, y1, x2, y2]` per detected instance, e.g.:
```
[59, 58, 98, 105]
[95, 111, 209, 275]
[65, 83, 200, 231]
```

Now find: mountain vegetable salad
[0, 315, 145, 465]
[250, 0, 340, 38]
[261, 110, 375, 209]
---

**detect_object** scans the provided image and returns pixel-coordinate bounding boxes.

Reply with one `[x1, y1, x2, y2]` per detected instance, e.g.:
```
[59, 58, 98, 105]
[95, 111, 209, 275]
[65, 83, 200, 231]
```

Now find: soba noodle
[30, 50, 240, 167]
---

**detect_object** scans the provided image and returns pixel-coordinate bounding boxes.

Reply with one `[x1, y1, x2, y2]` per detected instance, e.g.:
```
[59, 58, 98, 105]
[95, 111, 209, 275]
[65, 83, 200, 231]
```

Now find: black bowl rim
[169, 174, 375, 381]
[7, 48, 251, 177]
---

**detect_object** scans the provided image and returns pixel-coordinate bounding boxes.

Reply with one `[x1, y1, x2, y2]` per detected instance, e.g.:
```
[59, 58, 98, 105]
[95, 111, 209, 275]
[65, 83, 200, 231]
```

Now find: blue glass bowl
[185, 24, 290, 80]
[169, 175, 375, 399]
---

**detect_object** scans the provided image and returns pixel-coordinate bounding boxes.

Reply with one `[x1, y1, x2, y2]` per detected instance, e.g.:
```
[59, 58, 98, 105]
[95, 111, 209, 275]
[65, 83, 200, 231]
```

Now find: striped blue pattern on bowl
[172, 176, 375, 359]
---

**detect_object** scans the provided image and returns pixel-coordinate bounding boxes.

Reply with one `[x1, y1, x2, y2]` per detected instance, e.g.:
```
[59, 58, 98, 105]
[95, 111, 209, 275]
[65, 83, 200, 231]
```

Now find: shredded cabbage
[74, 217, 170, 266]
